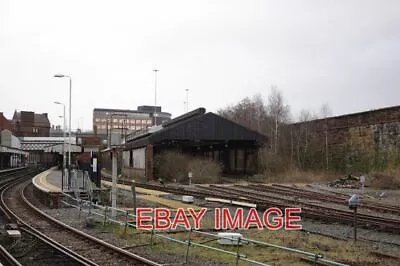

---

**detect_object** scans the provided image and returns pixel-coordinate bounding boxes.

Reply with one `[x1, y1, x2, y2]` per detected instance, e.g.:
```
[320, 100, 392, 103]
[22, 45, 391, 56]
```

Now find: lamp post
[153, 69, 158, 125]
[54, 74, 72, 168]
[54, 101, 66, 191]
[185, 88, 189, 113]
[106, 112, 110, 148]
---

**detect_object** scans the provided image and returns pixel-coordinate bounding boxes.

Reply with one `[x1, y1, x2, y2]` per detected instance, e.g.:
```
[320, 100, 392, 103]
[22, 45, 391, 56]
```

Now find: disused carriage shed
[123, 108, 267, 179]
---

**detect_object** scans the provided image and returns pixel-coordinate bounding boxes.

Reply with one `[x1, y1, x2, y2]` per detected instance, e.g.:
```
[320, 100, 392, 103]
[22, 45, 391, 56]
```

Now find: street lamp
[153, 69, 158, 125]
[185, 89, 189, 113]
[54, 74, 72, 168]
[54, 102, 66, 190]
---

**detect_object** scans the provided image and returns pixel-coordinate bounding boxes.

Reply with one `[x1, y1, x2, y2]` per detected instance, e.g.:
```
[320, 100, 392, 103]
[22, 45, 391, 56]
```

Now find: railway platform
[32, 168, 61, 193]
[32, 168, 201, 211]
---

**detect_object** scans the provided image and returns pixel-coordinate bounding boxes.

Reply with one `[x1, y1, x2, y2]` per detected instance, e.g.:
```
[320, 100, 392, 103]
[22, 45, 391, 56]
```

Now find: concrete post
[146, 144, 154, 181]
[112, 150, 117, 218]
[132, 180, 136, 214]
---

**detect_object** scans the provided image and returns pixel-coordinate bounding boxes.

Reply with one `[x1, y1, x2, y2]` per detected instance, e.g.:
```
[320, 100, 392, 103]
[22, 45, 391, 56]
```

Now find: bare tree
[320, 103, 332, 171]
[295, 109, 316, 167]
[320, 103, 332, 118]
[267, 86, 290, 154]
[218, 94, 271, 134]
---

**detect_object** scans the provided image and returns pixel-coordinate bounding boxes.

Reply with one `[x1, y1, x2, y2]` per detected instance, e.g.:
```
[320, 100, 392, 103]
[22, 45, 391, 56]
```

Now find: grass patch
[262, 169, 337, 184]
[368, 168, 400, 189]
[154, 151, 221, 184]
[95, 220, 398, 265]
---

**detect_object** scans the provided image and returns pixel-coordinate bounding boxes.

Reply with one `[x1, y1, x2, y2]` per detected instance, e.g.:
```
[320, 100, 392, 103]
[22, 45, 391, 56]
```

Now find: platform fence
[59, 192, 348, 266]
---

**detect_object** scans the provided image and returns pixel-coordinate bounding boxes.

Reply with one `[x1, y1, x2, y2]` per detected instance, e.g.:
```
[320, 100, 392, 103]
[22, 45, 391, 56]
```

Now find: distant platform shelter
[120, 108, 268, 180]
[0, 145, 28, 169]
[0, 129, 28, 168]
[20, 137, 79, 166]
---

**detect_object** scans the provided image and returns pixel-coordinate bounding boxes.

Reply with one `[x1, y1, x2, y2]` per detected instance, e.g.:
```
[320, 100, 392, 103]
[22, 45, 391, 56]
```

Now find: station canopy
[0, 145, 28, 155]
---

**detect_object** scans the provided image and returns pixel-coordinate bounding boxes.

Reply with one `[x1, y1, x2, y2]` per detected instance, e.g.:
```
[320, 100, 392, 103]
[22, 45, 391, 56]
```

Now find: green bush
[369, 168, 400, 189]
[188, 158, 221, 184]
[154, 151, 221, 184]
[154, 151, 188, 182]
[258, 148, 287, 175]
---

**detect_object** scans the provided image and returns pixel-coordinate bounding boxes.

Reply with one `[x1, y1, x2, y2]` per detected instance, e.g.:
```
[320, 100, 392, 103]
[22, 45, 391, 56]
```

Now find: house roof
[34, 113, 50, 126]
[12, 111, 50, 127]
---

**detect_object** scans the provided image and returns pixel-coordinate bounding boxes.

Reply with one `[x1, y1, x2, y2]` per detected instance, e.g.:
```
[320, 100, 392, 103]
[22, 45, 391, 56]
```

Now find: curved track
[0, 244, 21, 266]
[1, 168, 160, 266]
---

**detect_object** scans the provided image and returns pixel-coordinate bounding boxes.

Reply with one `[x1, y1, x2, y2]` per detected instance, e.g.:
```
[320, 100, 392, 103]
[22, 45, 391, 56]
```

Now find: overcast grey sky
[1, 0, 399, 130]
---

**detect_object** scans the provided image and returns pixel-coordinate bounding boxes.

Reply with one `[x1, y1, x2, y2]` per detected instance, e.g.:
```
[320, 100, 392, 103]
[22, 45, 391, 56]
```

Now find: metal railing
[83, 171, 93, 201]
[59, 194, 349, 266]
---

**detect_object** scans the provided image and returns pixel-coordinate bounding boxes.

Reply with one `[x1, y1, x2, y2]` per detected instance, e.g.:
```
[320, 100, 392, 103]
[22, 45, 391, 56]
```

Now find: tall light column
[185, 89, 189, 113]
[111, 148, 117, 218]
[54, 74, 72, 168]
[54, 101, 66, 190]
[153, 69, 158, 125]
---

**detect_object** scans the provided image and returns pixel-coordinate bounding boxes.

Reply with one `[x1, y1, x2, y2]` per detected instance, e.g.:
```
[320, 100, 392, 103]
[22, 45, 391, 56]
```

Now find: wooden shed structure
[120, 108, 267, 180]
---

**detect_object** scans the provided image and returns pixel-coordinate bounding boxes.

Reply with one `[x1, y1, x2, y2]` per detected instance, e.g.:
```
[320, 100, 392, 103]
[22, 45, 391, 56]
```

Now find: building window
[136, 120, 141, 124]
[113, 119, 118, 123]
[95, 118, 100, 122]
[147, 120, 152, 124]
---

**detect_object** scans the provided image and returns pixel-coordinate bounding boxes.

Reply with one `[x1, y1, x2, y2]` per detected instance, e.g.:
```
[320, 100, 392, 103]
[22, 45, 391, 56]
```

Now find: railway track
[206, 184, 400, 232]
[270, 184, 400, 214]
[102, 175, 400, 233]
[0, 244, 21, 266]
[1, 168, 160, 266]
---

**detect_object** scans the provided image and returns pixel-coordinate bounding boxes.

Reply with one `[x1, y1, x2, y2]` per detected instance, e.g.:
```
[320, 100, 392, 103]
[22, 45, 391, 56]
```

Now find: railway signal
[348, 194, 360, 242]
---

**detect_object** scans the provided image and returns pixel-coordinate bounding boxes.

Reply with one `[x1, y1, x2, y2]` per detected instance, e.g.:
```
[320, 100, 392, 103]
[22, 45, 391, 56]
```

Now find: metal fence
[59, 194, 348, 266]
[62, 169, 92, 194]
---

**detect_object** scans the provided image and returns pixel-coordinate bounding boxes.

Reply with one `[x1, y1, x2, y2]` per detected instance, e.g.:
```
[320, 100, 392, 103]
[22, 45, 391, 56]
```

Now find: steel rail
[19, 180, 161, 265]
[114, 179, 400, 233]
[0, 244, 22, 266]
[1, 169, 94, 265]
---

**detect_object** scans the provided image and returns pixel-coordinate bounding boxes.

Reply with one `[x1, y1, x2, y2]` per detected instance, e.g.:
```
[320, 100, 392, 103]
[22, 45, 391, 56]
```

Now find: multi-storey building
[92, 106, 171, 137]
[12, 111, 51, 137]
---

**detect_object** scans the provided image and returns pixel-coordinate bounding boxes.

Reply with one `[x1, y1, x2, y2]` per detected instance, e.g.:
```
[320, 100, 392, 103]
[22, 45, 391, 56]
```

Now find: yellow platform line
[33, 168, 61, 193]
[41, 169, 61, 192]
[101, 180, 169, 196]
[137, 195, 201, 211]
[101, 180, 201, 210]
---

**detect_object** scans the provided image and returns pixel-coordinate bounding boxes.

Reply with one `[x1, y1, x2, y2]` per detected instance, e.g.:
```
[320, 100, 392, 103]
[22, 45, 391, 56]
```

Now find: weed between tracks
[94, 222, 398, 266]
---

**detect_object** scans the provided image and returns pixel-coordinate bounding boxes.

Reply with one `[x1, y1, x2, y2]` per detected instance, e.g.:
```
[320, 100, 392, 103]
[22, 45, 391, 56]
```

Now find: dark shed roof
[125, 108, 267, 150]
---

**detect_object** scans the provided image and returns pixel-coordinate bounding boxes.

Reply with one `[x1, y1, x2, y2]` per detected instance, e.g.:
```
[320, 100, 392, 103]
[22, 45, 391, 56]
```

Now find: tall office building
[92, 106, 171, 136]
